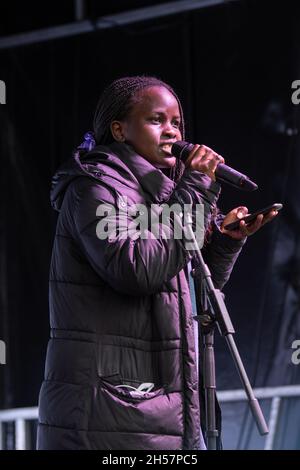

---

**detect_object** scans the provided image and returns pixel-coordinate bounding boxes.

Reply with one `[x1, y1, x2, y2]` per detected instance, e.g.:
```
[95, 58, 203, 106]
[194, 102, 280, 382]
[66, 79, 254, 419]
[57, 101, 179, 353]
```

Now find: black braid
[93, 75, 185, 182]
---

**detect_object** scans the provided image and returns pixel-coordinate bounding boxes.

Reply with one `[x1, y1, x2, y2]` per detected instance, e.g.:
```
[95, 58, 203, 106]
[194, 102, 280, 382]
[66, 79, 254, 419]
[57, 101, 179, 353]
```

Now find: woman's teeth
[161, 145, 172, 153]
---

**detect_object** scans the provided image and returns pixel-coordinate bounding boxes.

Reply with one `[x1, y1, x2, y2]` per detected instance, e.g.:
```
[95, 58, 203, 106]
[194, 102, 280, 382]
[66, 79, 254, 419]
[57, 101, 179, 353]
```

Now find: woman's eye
[150, 116, 161, 123]
[173, 121, 180, 128]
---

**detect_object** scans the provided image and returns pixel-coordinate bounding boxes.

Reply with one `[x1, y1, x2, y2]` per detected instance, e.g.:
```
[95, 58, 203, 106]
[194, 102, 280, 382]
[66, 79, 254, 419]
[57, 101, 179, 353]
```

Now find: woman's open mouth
[160, 144, 173, 156]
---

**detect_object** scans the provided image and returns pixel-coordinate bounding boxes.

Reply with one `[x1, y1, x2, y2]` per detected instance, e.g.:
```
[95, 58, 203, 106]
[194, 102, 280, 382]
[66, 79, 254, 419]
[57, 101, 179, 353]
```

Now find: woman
[37, 76, 277, 450]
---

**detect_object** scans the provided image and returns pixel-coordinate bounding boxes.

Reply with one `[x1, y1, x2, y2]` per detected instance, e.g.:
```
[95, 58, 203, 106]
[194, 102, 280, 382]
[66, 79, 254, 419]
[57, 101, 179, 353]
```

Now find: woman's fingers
[239, 214, 263, 236]
[240, 209, 279, 236]
[186, 144, 224, 180]
[236, 206, 249, 218]
[261, 209, 278, 225]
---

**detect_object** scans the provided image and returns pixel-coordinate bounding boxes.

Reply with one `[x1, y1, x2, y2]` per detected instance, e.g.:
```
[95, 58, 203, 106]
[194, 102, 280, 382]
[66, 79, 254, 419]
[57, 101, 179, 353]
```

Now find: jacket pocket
[89, 335, 184, 437]
[89, 375, 183, 438]
[98, 376, 165, 402]
[96, 335, 163, 390]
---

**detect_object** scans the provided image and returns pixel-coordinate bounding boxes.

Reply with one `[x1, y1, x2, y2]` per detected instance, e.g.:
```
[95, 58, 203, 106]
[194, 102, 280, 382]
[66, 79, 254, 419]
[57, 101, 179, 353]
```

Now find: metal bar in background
[0, 407, 38, 450]
[0, 421, 3, 450]
[217, 386, 300, 451]
[264, 396, 281, 450]
[0, 407, 38, 422]
[15, 419, 29, 450]
[0, 0, 232, 50]
[217, 385, 300, 402]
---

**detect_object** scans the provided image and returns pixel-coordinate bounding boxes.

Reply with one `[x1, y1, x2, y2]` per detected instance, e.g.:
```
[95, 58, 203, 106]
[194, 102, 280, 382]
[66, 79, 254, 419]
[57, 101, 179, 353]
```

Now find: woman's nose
[162, 122, 177, 137]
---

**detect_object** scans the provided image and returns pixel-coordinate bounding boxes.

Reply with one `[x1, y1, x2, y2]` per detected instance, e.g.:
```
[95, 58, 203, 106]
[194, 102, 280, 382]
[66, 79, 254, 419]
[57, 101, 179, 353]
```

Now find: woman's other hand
[221, 206, 279, 240]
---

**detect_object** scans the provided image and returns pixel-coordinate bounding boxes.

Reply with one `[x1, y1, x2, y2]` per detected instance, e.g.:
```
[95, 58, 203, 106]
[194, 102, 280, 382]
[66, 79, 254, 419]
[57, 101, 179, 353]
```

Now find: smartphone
[224, 203, 283, 231]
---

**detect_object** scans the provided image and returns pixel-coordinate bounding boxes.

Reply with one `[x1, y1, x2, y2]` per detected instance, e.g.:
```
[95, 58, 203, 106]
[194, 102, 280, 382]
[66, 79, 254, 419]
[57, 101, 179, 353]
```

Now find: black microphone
[172, 140, 258, 191]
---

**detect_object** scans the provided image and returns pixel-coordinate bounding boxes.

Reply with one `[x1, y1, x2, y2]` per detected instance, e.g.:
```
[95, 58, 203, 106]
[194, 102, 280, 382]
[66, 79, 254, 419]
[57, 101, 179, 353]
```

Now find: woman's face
[119, 86, 182, 168]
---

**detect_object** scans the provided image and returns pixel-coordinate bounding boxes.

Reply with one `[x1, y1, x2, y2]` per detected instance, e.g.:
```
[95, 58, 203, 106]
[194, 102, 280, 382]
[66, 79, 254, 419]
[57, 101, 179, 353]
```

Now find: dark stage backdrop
[1, 0, 300, 449]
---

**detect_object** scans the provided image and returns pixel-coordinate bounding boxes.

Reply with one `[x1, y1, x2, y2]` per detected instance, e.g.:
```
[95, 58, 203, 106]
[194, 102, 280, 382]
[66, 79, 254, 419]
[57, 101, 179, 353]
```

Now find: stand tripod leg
[203, 330, 219, 450]
[225, 334, 269, 435]
[186, 221, 268, 448]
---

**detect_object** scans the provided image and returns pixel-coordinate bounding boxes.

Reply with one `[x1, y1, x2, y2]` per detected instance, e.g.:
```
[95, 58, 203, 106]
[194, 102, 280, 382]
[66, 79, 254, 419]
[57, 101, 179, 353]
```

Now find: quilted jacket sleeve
[70, 169, 221, 295]
[202, 214, 246, 290]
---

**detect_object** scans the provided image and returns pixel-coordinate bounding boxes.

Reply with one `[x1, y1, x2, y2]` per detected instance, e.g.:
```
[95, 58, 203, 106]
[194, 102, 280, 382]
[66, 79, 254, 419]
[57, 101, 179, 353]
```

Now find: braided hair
[92, 75, 185, 182]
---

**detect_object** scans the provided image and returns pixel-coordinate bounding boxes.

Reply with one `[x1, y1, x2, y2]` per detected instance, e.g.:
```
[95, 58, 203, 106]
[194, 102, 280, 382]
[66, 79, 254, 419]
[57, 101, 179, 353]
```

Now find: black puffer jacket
[37, 142, 245, 450]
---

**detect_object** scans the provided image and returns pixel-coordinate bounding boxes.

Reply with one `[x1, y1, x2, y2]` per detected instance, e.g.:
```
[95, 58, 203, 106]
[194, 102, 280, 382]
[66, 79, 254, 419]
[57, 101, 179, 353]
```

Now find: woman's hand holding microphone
[184, 144, 278, 239]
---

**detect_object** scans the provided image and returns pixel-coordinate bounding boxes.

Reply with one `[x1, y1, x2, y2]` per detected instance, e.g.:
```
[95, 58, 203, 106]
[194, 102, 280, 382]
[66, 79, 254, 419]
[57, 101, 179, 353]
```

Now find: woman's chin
[156, 156, 176, 169]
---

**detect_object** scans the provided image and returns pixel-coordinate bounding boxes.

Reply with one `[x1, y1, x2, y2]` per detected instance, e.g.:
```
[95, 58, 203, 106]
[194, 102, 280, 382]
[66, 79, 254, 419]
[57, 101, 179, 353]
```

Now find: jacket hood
[50, 143, 176, 212]
[50, 152, 85, 212]
[50, 145, 123, 212]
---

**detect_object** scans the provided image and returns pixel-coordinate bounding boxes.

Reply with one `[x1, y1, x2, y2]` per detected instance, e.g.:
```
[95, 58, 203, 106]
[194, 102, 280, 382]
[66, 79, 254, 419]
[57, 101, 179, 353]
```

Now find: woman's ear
[110, 121, 126, 142]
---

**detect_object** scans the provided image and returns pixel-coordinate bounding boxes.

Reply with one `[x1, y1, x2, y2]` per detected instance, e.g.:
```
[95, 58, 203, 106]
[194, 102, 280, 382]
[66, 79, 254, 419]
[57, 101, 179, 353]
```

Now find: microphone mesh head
[171, 141, 194, 163]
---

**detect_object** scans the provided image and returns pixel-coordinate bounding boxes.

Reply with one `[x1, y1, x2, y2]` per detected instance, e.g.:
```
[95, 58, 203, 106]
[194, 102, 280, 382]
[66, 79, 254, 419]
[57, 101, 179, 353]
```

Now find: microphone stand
[185, 217, 269, 450]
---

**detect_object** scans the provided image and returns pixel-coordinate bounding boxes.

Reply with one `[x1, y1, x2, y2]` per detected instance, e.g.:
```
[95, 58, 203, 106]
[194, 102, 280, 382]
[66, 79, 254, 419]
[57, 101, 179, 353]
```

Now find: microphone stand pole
[185, 219, 269, 450]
